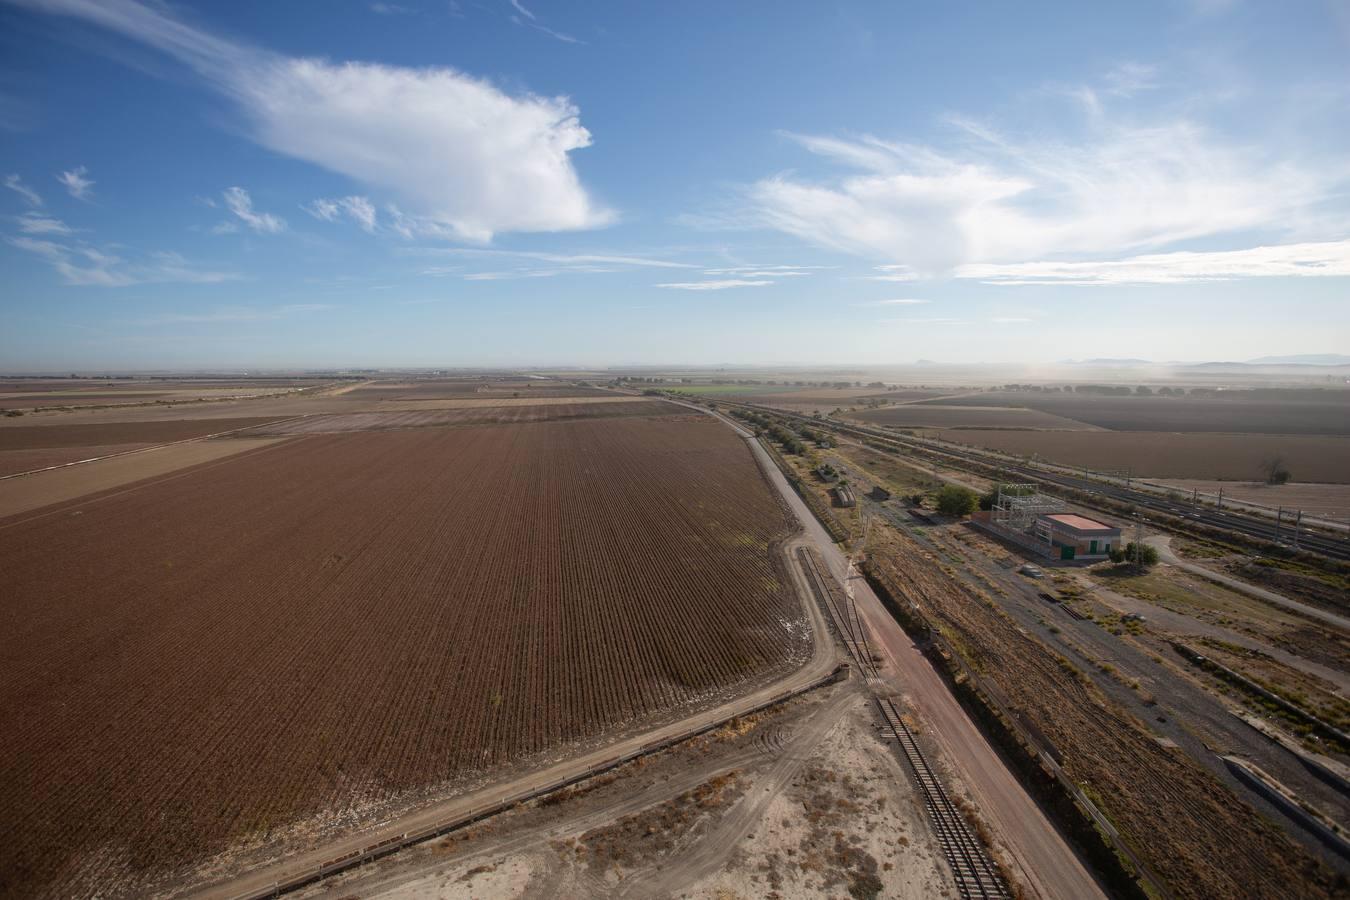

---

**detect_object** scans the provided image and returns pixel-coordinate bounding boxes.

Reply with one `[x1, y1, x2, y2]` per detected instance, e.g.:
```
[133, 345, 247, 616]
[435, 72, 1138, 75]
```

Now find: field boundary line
[0, 415, 309, 481]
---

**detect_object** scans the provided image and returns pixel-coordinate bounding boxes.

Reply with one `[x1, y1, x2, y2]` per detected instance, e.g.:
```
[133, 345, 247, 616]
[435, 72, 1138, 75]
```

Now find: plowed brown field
[0, 415, 808, 898]
[247, 399, 677, 435]
[0, 418, 284, 451]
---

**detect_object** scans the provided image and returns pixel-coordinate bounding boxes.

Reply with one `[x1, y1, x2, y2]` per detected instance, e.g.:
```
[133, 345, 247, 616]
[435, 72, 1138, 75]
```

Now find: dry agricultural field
[929, 429, 1350, 483]
[919, 389, 1350, 434]
[850, 404, 1098, 431]
[0, 405, 811, 898]
[0, 417, 286, 477]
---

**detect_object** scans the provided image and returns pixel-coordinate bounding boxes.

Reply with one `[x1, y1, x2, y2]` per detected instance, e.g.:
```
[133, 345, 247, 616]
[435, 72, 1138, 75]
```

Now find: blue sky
[1, 0, 1348, 370]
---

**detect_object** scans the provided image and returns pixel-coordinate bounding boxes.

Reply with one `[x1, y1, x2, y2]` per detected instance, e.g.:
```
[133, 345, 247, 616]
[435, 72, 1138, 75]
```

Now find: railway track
[796, 546, 880, 679]
[797, 544, 1010, 897]
[875, 697, 1010, 899]
[716, 399, 1350, 561]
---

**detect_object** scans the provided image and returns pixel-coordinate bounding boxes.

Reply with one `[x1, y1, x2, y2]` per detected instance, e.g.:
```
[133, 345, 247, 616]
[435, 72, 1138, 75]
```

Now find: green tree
[936, 485, 979, 517]
[1110, 543, 1159, 566]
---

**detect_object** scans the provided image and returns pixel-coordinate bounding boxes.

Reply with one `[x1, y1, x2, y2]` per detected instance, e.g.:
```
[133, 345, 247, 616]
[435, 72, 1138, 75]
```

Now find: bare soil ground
[0, 443, 150, 477]
[0, 418, 286, 449]
[851, 404, 1100, 430]
[0, 437, 289, 519]
[296, 688, 955, 900]
[923, 390, 1350, 434]
[1157, 479, 1350, 519]
[0, 415, 808, 898]
[242, 401, 682, 435]
[929, 429, 1350, 483]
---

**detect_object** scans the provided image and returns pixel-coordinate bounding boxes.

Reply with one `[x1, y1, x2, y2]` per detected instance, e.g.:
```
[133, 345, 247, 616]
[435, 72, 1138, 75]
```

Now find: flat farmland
[0, 444, 150, 477]
[0, 414, 810, 897]
[344, 380, 608, 401]
[849, 404, 1098, 430]
[930, 429, 1350, 483]
[920, 390, 1350, 434]
[1154, 480, 1350, 519]
[0, 417, 286, 451]
[247, 399, 676, 435]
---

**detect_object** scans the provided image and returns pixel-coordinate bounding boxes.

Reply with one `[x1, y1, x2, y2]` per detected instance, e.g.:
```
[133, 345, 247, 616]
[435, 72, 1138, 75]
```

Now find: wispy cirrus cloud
[507, 0, 583, 43]
[7, 235, 238, 286]
[701, 264, 830, 278]
[16, 0, 608, 242]
[16, 212, 72, 235]
[744, 78, 1349, 278]
[222, 186, 286, 234]
[305, 195, 377, 232]
[57, 165, 93, 200]
[413, 246, 699, 280]
[656, 279, 773, 290]
[959, 239, 1350, 285]
[4, 173, 42, 206]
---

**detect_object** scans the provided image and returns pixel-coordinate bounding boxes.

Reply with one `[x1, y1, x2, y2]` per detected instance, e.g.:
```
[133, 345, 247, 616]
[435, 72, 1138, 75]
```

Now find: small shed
[1037, 513, 1121, 561]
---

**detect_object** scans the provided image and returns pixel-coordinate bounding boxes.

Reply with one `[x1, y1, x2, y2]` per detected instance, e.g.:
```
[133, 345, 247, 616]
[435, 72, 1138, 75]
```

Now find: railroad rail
[712, 398, 1350, 561]
[875, 696, 1010, 899]
[797, 546, 880, 679]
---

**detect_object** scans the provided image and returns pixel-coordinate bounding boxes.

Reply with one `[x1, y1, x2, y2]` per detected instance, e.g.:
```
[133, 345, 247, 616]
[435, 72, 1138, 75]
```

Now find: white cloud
[57, 165, 94, 200]
[884, 316, 968, 325]
[989, 316, 1033, 323]
[305, 195, 377, 232]
[20, 0, 608, 242]
[222, 186, 286, 234]
[413, 247, 698, 280]
[4, 173, 42, 206]
[959, 239, 1350, 285]
[506, 0, 583, 42]
[701, 264, 828, 277]
[858, 298, 930, 306]
[305, 198, 341, 222]
[16, 213, 72, 235]
[656, 279, 773, 290]
[369, 2, 411, 13]
[426, 248, 696, 268]
[7, 236, 237, 286]
[749, 109, 1347, 276]
[210, 220, 241, 235]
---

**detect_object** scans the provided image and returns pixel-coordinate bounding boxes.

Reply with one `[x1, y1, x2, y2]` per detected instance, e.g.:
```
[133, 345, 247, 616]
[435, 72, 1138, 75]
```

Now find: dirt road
[1146, 535, 1350, 630]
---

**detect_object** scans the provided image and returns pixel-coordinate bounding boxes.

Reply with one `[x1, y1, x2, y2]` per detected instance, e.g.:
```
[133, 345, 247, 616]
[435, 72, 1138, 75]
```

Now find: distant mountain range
[1244, 354, 1350, 366]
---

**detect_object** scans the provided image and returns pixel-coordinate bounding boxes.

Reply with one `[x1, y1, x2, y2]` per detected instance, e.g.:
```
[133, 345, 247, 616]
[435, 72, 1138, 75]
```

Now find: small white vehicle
[1019, 564, 1046, 578]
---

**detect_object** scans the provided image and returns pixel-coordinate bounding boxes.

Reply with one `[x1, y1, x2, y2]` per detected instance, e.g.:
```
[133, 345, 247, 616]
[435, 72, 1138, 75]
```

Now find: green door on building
[1060, 545, 1075, 560]
[1089, 540, 1098, 554]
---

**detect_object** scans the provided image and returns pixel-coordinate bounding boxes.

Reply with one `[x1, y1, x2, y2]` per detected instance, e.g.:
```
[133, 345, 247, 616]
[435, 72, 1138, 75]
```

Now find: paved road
[695, 403, 1107, 900]
[1146, 535, 1350, 631]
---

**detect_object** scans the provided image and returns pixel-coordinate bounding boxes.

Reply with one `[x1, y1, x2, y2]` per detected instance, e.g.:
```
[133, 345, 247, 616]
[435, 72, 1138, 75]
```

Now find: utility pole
[1274, 507, 1283, 543]
[1134, 516, 1145, 570]
[1216, 487, 1223, 511]
[1293, 510, 1302, 550]
[1192, 488, 1198, 510]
